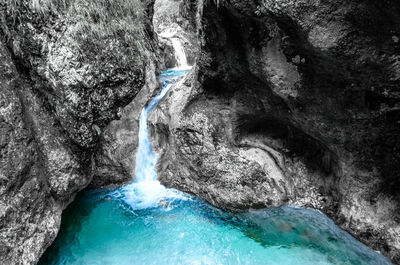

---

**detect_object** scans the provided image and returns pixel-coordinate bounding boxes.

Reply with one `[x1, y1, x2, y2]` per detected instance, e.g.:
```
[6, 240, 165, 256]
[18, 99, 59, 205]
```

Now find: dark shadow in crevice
[237, 115, 340, 178]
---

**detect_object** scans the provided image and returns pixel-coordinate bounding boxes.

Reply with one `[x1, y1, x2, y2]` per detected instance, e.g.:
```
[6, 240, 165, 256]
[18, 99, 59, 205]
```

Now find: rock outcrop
[0, 0, 158, 263]
[91, 0, 198, 190]
[153, 0, 198, 68]
[150, 0, 400, 263]
[1, 0, 399, 263]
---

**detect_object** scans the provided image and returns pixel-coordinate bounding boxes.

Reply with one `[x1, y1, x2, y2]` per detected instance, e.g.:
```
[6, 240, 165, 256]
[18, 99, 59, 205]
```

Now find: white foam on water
[119, 30, 193, 210]
[120, 73, 189, 210]
[121, 83, 185, 209]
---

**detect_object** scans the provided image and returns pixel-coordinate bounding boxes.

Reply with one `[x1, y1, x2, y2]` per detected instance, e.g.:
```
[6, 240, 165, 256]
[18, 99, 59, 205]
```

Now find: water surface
[39, 191, 391, 265]
[39, 69, 392, 265]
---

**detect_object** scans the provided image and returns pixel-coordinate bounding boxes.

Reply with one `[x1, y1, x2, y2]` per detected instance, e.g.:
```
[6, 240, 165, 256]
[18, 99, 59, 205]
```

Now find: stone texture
[91, 61, 159, 188]
[91, 0, 200, 189]
[151, 0, 400, 263]
[0, 40, 64, 265]
[153, 0, 198, 68]
[0, 0, 399, 264]
[0, 0, 158, 263]
[151, 70, 290, 209]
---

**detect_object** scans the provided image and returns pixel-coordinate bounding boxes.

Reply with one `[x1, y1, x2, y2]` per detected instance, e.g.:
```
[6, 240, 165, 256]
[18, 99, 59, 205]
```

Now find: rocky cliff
[90, 0, 199, 190]
[153, 0, 198, 68]
[1, 0, 399, 263]
[0, 0, 158, 263]
[150, 0, 400, 263]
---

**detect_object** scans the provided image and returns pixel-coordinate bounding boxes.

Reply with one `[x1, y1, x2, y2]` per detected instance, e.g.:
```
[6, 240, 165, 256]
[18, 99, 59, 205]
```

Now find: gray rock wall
[1, 0, 399, 263]
[91, 0, 200, 190]
[153, 0, 198, 68]
[0, 0, 158, 263]
[150, 0, 400, 263]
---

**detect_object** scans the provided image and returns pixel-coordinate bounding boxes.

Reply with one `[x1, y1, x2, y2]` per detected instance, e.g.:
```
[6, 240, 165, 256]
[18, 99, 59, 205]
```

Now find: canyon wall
[0, 0, 158, 263]
[150, 0, 400, 263]
[1, 0, 399, 263]
[153, 0, 198, 68]
[90, 0, 199, 189]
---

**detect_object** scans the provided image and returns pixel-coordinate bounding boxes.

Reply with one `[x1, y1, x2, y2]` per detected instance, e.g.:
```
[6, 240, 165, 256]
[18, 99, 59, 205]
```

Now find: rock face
[1, 0, 399, 263]
[91, 61, 159, 188]
[0, 0, 158, 263]
[91, 0, 199, 189]
[150, 0, 400, 263]
[153, 0, 198, 68]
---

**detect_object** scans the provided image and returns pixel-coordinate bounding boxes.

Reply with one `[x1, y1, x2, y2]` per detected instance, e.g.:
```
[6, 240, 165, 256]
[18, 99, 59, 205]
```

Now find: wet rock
[91, 0, 201, 189]
[92, 61, 160, 188]
[0, 0, 158, 263]
[152, 0, 400, 263]
[153, 0, 198, 68]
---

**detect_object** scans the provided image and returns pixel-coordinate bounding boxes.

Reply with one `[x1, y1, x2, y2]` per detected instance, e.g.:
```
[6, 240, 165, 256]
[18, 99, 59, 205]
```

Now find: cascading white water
[121, 40, 191, 209]
[171, 38, 189, 69]
[121, 79, 186, 209]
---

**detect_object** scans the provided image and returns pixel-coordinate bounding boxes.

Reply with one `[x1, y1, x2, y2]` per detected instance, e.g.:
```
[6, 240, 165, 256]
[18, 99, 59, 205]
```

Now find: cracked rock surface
[0, 0, 158, 263]
[150, 0, 400, 263]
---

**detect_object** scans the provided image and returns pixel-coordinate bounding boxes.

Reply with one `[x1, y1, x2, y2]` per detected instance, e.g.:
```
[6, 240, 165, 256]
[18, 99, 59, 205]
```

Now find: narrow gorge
[0, 0, 399, 264]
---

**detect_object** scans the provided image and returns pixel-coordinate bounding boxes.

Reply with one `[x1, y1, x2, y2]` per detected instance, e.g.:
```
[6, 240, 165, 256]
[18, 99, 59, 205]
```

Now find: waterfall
[171, 38, 189, 69]
[121, 69, 190, 210]
[119, 29, 192, 209]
